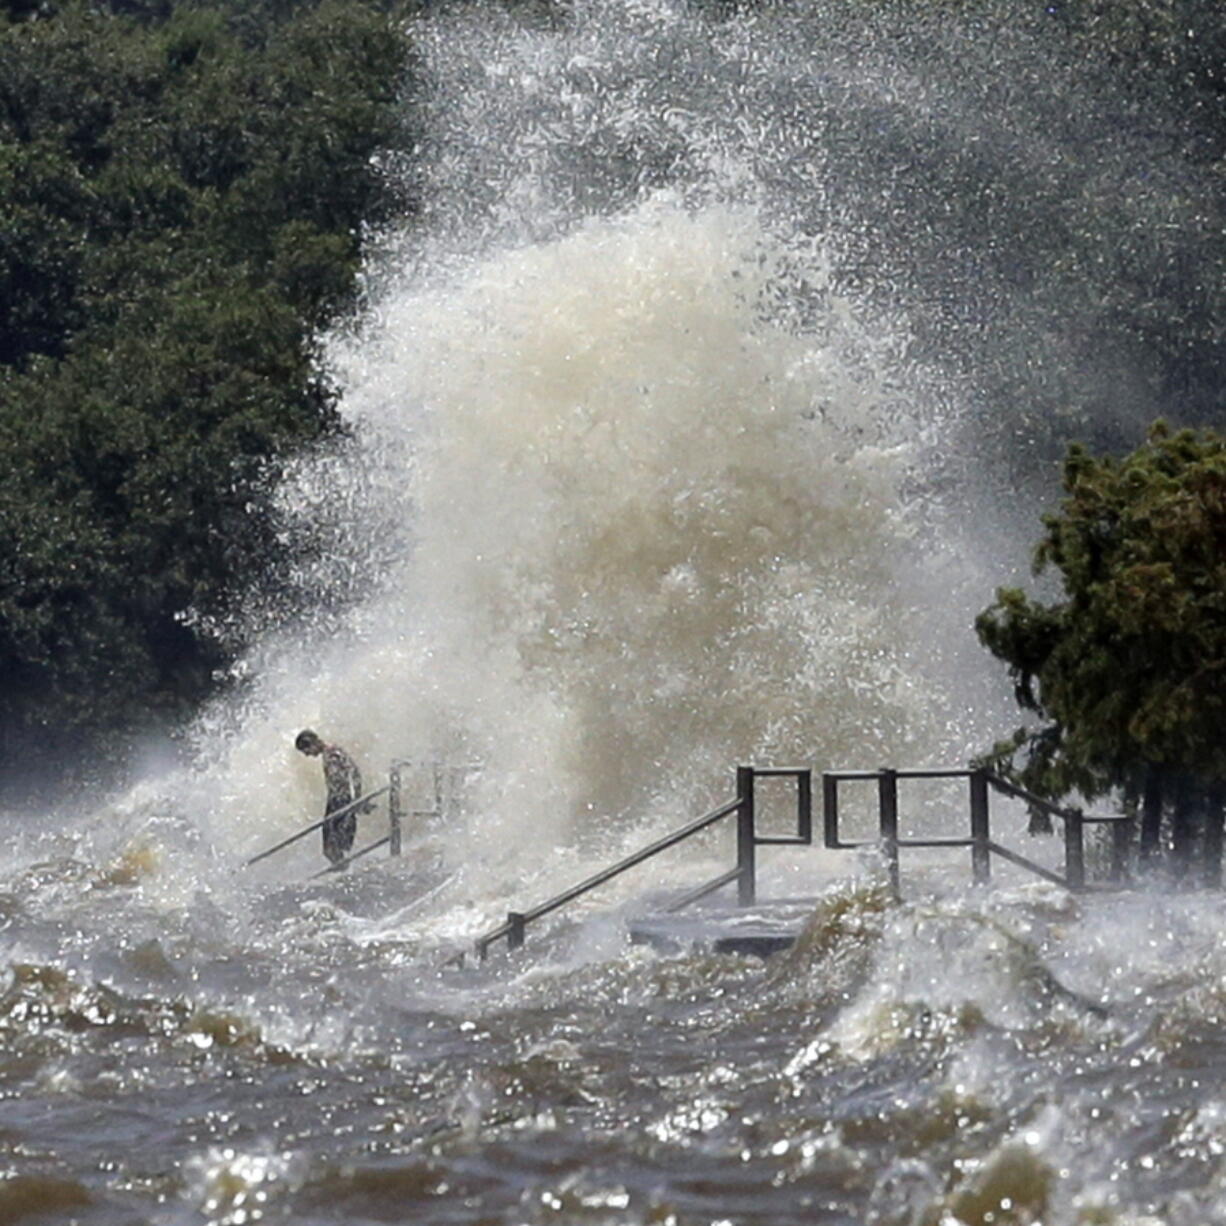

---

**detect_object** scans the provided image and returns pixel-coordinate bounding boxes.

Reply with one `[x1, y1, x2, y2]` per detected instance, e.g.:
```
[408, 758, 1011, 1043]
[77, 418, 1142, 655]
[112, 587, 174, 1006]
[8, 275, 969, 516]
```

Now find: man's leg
[335, 811, 357, 857]
[322, 812, 346, 865]
[322, 806, 358, 866]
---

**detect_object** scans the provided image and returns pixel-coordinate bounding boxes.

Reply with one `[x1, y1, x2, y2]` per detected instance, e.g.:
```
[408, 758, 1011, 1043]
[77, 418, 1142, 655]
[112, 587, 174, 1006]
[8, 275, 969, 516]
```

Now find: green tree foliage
[0, 0, 412, 788]
[977, 424, 1226, 864]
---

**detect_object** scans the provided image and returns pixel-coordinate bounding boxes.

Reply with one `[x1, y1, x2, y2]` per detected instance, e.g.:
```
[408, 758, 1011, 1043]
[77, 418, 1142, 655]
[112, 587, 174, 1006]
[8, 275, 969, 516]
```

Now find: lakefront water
[4, 1, 1225, 1222]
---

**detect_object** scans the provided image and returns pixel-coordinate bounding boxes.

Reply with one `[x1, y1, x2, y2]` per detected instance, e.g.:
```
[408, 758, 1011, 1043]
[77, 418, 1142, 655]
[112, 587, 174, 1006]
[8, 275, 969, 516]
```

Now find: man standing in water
[295, 730, 364, 868]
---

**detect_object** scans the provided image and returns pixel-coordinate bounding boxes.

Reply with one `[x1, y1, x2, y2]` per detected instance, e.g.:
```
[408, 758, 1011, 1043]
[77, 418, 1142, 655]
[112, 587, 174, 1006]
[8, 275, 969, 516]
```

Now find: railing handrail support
[388, 765, 403, 857]
[969, 769, 991, 885]
[878, 767, 900, 900]
[736, 765, 757, 907]
[1064, 809, 1086, 890]
[471, 765, 800, 959]
[245, 783, 391, 868]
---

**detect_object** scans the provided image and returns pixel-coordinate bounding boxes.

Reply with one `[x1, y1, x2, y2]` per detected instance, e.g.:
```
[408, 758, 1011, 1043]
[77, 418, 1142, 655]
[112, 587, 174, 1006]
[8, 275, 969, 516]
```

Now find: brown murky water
[4, 840, 1225, 1226]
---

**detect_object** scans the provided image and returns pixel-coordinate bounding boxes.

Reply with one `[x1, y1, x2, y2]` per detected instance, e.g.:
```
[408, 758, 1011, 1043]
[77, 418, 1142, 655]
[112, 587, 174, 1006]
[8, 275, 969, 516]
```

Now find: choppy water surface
[5, 847, 1226, 1225]
[5, 0, 1224, 1221]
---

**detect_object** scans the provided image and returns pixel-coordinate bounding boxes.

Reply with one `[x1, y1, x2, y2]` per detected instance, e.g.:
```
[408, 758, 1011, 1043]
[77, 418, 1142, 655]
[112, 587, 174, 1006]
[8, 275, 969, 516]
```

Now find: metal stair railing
[463, 765, 813, 964]
[245, 758, 483, 876]
[245, 784, 393, 871]
[980, 769, 1134, 889]
[820, 766, 1131, 898]
[464, 763, 1137, 964]
[470, 796, 744, 961]
[244, 754, 1138, 958]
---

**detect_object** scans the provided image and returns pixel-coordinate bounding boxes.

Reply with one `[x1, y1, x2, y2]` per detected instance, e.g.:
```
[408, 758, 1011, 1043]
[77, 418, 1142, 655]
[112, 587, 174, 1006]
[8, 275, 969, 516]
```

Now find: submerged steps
[627, 899, 819, 958]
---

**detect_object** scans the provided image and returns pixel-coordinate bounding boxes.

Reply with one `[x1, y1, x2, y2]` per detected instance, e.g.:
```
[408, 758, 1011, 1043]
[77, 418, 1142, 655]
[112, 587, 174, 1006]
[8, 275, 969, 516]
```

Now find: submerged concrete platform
[628, 899, 818, 958]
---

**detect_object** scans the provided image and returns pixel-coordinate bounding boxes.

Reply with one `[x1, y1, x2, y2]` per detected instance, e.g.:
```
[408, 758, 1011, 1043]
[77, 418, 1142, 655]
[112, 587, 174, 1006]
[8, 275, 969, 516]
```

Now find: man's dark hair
[295, 729, 323, 753]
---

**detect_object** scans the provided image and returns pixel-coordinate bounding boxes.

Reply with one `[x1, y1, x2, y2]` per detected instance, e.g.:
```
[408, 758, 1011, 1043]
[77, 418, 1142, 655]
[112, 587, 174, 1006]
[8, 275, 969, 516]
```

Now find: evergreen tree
[977, 423, 1226, 874]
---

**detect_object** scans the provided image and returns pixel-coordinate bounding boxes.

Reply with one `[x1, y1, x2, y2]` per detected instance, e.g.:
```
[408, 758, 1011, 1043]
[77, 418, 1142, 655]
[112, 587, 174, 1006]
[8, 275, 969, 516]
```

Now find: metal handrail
[245, 784, 391, 868]
[309, 833, 393, 879]
[665, 866, 742, 913]
[244, 758, 482, 880]
[473, 796, 743, 959]
[825, 768, 976, 781]
[985, 840, 1071, 888]
[463, 766, 818, 962]
[822, 765, 1131, 898]
[450, 753, 1198, 970]
[451, 759, 1164, 968]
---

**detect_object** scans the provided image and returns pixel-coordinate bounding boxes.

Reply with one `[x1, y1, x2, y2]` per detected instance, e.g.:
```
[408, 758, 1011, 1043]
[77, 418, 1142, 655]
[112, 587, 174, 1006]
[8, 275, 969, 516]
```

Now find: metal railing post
[1140, 767, 1163, 867]
[737, 766, 756, 907]
[823, 773, 839, 848]
[506, 911, 526, 951]
[388, 765, 403, 857]
[797, 770, 813, 845]
[1064, 811, 1085, 890]
[878, 768, 900, 900]
[1110, 815, 1133, 884]
[969, 770, 991, 885]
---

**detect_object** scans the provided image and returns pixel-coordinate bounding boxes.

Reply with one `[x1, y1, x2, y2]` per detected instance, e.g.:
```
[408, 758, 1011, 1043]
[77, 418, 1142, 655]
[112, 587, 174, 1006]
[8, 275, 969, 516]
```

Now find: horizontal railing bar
[519, 797, 742, 926]
[754, 836, 812, 845]
[308, 834, 392, 879]
[666, 867, 742, 913]
[748, 767, 810, 777]
[825, 768, 976, 781]
[245, 784, 391, 868]
[828, 836, 975, 850]
[471, 796, 743, 954]
[893, 768, 976, 780]
[826, 767, 1127, 823]
[986, 840, 1070, 888]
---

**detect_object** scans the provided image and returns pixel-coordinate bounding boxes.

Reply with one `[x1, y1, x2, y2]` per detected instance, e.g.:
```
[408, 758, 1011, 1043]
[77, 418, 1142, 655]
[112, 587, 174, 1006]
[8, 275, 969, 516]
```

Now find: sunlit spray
[196, 211, 983, 902]
[176, 0, 1032, 900]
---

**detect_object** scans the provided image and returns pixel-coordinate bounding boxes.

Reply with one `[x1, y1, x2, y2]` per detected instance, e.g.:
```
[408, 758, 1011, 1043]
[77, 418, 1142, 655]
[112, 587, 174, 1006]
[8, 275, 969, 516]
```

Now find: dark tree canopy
[0, 0, 414, 791]
[978, 423, 1226, 859]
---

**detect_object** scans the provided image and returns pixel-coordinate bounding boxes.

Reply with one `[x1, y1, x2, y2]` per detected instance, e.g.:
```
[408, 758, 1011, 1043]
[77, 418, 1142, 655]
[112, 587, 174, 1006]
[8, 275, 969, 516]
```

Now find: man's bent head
[295, 729, 325, 756]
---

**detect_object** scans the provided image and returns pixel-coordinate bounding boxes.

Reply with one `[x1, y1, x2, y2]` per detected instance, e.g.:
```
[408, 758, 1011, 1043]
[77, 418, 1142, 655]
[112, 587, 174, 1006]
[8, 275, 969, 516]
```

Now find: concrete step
[627, 899, 818, 958]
